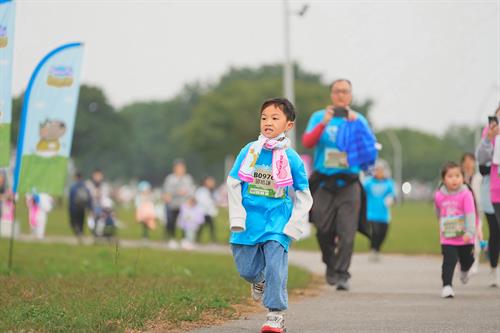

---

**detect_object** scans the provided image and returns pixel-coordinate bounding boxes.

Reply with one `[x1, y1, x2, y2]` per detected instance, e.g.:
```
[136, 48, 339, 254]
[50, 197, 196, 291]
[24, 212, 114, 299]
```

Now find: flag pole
[7, 198, 16, 269]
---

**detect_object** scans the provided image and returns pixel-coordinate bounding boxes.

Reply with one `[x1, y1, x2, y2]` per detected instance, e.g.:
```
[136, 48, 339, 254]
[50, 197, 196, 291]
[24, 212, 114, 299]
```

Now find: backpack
[73, 185, 90, 209]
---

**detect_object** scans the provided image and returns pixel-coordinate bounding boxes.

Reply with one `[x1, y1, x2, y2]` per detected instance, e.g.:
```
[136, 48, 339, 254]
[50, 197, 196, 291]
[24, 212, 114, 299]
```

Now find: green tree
[119, 83, 204, 184]
[71, 85, 129, 179]
[8, 66, 376, 184]
[181, 64, 372, 164]
[442, 124, 481, 154]
[376, 128, 464, 183]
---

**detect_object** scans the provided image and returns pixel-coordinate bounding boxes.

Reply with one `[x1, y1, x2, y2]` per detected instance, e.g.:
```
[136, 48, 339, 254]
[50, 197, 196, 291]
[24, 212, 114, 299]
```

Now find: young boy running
[227, 97, 313, 333]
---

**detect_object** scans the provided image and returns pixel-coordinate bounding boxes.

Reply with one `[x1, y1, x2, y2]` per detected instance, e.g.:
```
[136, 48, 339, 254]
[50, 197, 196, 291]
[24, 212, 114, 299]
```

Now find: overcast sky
[11, 0, 500, 134]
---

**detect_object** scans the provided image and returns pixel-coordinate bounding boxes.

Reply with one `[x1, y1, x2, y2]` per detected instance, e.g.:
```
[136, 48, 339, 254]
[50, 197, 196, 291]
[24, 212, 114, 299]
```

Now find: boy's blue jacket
[226, 142, 313, 251]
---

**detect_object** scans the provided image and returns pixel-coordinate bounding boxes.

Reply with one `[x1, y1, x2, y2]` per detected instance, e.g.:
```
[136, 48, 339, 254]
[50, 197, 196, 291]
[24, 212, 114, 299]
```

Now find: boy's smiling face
[260, 105, 294, 139]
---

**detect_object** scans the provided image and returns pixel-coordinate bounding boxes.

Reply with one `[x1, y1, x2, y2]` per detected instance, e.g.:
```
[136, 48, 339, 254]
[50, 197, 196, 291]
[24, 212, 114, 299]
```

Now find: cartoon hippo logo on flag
[0, 25, 7, 48]
[46, 66, 74, 88]
[36, 119, 66, 157]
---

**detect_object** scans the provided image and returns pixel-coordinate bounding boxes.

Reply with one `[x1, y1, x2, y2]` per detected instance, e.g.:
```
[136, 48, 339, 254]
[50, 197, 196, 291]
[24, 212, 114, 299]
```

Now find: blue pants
[231, 240, 288, 311]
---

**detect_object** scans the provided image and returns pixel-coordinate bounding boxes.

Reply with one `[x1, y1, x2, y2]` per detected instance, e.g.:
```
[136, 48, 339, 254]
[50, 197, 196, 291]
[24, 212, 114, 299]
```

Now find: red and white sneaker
[261, 311, 286, 333]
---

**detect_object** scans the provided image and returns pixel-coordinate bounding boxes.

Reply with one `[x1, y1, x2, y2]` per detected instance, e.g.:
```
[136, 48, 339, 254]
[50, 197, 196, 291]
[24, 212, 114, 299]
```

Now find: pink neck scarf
[238, 133, 293, 188]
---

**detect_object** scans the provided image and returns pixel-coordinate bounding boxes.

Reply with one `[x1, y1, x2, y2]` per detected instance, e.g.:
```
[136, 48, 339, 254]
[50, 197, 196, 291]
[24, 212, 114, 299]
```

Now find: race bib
[248, 167, 285, 198]
[324, 148, 349, 169]
[441, 215, 465, 238]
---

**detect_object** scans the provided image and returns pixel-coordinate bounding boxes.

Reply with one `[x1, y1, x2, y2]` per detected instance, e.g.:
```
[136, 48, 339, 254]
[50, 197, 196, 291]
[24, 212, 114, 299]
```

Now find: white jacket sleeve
[227, 176, 246, 232]
[283, 189, 313, 240]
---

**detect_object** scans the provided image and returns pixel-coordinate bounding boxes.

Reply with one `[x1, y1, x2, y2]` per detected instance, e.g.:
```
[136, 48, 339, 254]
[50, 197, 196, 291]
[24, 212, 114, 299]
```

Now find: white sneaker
[261, 311, 285, 333]
[369, 250, 380, 262]
[470, 260, 479, 275]
[460, 270, 470, 285]
[489, 268, 499, 287]
[441, 285, 455, 298]
[251, 281, 265, 302]
[180, 239, 194, 250]
[336, 278, 350, 291]
[167, 239, 179, 250]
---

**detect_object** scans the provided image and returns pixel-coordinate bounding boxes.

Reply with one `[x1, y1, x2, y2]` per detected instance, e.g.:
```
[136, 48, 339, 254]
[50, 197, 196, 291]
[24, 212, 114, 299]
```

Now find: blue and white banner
[0, 0, 15, 167]
[13, 42, 84, 195]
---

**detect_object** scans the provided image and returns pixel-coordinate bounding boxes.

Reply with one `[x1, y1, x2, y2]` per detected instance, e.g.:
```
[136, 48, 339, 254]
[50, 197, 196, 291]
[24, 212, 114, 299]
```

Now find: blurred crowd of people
[0, 171, 54, 240]
[66, 159, 226, 249]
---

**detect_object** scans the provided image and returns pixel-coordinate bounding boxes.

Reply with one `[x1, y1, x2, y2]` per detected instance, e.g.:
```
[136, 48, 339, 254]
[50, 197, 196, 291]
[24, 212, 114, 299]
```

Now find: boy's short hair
[260, 97, 296, 121]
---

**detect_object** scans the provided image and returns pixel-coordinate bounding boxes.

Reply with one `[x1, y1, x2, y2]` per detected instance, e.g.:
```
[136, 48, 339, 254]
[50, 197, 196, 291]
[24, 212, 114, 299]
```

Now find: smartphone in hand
[488, 116, 498, 126]
[333, 107, 348, 118]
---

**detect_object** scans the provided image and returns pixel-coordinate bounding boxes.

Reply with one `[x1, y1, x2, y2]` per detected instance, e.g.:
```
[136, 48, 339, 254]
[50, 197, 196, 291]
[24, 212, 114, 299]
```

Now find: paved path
[15, 235, 500, 332]
[193, 251, 500, 333]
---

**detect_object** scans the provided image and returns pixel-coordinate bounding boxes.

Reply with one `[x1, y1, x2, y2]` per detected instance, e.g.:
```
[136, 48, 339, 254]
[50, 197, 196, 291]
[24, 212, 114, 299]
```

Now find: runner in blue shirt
[302, 79, 377, 291]
[363, 159, 396, 261]
[227, 98, 313, 333]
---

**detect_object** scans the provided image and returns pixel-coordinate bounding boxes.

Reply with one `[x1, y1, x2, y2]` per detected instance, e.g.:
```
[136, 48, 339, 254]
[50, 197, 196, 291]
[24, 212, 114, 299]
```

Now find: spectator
[135, 180, 157, 240]
[68, 172, 92, 241]
[195, 176, 219, 243]
[177, 196, 205, 250]
[162, 159, 195, 249]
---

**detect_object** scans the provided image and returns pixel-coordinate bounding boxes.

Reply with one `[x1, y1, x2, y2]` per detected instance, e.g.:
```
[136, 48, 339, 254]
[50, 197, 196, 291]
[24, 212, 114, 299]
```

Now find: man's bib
[324, 148, 349, 169]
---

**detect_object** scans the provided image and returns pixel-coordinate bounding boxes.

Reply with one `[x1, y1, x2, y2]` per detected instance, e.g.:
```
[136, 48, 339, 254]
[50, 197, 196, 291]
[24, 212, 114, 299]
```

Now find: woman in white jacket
[195, 176, 219, 243]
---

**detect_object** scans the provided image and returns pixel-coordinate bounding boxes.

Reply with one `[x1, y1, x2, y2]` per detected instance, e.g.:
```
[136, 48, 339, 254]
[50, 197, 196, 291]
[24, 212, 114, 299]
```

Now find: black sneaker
[326, 273, 338, 286]
[326, 267, 337, 285]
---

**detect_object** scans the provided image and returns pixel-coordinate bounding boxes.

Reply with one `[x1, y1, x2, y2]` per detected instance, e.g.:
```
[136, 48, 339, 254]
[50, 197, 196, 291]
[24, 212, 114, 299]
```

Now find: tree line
[9, 64, 478, 186]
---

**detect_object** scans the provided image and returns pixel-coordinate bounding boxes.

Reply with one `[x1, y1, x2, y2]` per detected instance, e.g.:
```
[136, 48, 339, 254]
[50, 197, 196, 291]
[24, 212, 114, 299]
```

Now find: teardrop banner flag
[13, 42, 84, 196]
[0, 0, 15, 167]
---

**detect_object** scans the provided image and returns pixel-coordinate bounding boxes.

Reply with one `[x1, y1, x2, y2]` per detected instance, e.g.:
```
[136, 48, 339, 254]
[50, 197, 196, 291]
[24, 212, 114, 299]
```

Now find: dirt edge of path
[137, 274, 325, 333]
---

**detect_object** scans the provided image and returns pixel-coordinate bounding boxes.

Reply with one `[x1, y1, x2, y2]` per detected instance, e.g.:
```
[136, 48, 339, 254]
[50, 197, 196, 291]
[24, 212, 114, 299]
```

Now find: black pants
[196, 215, 216, 242]
[69, 209, 85, 236]
[485, 203, 500, 268]
[441, 244, 474, 286]
[312, 182, 360, 281]
[165, 206, 180, 239]
[369, 221, 388, 252]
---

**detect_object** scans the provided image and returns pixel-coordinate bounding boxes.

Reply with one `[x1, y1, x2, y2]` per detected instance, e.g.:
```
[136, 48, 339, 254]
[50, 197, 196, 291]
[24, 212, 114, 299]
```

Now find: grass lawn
[295, 201, 443, 254]
[13, 200, 489, 255]
[0, 241, 311, 333]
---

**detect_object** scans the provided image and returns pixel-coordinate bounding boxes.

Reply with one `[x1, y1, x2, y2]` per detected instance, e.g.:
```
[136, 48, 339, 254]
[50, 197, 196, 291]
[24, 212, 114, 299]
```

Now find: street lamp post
[386, 130, 402, 204]
[283, 1, 308, 148]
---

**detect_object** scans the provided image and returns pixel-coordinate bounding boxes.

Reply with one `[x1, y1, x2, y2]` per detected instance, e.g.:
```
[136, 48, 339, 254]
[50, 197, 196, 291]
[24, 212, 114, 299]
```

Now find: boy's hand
[462, 234, 471, 243]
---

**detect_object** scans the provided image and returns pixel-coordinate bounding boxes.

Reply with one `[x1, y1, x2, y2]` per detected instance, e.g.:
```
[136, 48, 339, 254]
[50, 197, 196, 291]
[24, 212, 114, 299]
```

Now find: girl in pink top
[434, 162, 476, 298]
